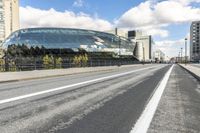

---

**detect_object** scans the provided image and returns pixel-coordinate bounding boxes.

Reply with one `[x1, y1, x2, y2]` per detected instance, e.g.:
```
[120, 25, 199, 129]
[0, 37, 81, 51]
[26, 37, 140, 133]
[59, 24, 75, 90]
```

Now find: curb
[178, 64, 200, 82]
[0, 64, 151, 84]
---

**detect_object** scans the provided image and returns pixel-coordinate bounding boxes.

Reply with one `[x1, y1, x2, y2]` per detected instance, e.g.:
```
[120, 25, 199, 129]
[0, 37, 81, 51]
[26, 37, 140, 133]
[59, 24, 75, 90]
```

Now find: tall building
[190, 21, 200, 62]
[153, 49, 165, 62]
[106, 28, 128, 38]
[0, 0, 19, 43]
[129, 30, 153, 61]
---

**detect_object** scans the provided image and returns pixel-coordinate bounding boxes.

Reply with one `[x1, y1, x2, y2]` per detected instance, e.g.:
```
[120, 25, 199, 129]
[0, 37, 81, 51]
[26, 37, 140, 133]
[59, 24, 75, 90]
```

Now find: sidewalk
[179, 64, 200, 81]
[0, 64, 145, 83]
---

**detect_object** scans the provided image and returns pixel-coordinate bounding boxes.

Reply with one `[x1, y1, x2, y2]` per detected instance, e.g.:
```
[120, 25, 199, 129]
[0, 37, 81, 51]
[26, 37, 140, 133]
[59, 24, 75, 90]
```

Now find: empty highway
[0, 64, 200, 133]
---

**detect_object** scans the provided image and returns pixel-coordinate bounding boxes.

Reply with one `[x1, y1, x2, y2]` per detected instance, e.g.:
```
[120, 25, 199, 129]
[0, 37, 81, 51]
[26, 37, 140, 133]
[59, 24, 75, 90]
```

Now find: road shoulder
[148, 65, 200, 133]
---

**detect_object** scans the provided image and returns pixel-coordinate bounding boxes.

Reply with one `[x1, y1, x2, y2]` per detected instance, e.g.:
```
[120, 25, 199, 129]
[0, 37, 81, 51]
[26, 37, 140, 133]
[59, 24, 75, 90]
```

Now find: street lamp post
[185, 38, 187, 65]
[118, 36, 121, 66]
[181, 47, 183, 63]
[143, 44, 145, 65]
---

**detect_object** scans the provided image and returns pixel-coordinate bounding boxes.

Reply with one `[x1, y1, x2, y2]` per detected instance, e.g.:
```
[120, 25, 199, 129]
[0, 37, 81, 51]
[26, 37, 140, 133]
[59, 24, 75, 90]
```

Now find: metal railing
[0, 60, 139, 72]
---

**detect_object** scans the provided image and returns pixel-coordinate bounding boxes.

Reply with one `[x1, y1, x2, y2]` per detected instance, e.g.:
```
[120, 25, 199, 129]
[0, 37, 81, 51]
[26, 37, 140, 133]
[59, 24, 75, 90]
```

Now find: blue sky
[20, 0, 143, 21]
[19, 0, 200, 57]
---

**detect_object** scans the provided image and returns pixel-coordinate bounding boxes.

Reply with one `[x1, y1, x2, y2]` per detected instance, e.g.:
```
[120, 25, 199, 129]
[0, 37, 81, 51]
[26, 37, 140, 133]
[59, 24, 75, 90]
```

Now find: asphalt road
[149, 65, 200, 133]
[0, 64, 199, 133]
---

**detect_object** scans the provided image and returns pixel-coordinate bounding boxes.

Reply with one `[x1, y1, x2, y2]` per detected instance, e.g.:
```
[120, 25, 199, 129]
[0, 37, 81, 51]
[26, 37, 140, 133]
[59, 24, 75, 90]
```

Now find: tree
[10, 60, 17, 71]
[82, 54, 88, 67]
[56, 57, 62, 68]
[0, 59, 5, 71]
[73, 54, 88, 67]
[43, 55, 54, 69]
[73, 55, 81, 67]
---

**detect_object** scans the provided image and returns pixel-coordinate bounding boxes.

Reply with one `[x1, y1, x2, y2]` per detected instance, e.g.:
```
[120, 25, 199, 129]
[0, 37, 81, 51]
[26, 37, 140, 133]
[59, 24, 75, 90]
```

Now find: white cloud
[145, 28, 169, 38]
[116, 1, 154, 28]
[154, 1, 200, 24]
[20, 6, 113, 31]
[172, 0, 200, 5]
[116, 0, 200, 37]
[73, 0, 84, 7]
[154, 38, 190, 57]
[156, 39, 184, 47]
[20, 0, 200, 39]
[19, 1, 200, 57]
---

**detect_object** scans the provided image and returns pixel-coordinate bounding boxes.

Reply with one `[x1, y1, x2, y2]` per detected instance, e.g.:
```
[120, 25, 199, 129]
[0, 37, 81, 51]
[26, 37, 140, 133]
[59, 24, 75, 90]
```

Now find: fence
[0, 59, 140, 72]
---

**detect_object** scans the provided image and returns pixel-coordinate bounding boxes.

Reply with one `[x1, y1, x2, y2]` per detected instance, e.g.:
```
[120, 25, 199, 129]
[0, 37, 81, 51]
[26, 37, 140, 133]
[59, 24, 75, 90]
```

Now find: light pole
[181, 47, 183, 63]
[119, 36, 121, 57]
[118, 36, 121, 66]
[143, 44, 145, 65]
[185, 38, 187, 65]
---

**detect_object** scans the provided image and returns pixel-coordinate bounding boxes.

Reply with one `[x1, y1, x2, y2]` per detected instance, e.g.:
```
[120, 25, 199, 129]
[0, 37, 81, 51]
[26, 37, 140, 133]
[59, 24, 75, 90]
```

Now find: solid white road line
[0, 65, 161, 105]
[130, 65, 174, 133]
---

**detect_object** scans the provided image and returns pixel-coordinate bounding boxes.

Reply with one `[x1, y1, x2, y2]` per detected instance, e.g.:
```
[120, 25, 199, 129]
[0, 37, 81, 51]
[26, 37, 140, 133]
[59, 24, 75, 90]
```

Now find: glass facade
[2, 28, 136, 55]
[0, 28, 138, 71]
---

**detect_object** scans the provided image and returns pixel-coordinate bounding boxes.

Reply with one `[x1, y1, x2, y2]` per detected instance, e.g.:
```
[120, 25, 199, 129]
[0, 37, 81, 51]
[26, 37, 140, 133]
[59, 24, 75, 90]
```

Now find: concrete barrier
[179, 64, 200, 82]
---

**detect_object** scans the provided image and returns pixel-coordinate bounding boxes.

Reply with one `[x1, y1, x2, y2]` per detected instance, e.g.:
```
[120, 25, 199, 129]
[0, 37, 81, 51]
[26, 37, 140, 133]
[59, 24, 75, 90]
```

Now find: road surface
[0, 64, 199, 133]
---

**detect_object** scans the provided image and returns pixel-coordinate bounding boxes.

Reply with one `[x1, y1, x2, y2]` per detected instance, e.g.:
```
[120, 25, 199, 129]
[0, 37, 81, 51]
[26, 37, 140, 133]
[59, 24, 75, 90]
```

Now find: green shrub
[56, 57, 62, 68]
[43, 55, 54, 69]
[73, 54, 88, 67]
[0, 59, 5, 72]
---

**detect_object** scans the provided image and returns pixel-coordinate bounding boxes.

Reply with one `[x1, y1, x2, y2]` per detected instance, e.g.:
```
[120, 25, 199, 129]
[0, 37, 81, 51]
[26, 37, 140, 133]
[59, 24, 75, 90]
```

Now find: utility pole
[185, 38, 187, 65]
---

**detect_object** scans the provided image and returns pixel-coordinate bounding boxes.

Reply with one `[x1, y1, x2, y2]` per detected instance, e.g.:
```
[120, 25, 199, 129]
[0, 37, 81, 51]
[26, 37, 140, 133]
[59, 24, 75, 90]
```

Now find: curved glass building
[2, 28, 136, 55]
[1, 28, 138, 70]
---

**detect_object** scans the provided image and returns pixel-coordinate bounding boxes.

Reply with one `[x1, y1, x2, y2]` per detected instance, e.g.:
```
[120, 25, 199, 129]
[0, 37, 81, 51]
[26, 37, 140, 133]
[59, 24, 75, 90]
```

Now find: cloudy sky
[20, 0, 200, 57]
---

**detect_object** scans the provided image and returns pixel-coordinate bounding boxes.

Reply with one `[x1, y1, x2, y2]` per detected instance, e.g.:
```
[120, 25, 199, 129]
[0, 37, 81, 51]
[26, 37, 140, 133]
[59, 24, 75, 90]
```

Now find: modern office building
[128, 30, 153, 61]
[153, 49, 165, 62]
[1, 28, 138, 70]
[2, 28, 136, 56]
[0, 0, 19, 43]
[133, 42, 144, 61]
[106, 28, 128, 38]
[190, 21, 200, 62]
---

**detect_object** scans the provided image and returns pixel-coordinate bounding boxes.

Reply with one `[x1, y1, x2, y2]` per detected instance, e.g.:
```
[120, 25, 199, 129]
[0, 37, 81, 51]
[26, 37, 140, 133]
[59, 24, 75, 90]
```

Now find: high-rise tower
[190, 21, 200, 62]
[0, 0, 19, 43]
